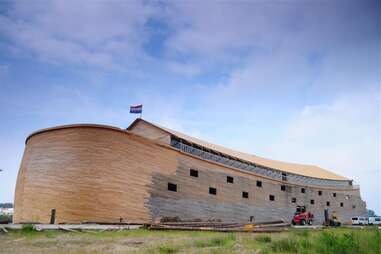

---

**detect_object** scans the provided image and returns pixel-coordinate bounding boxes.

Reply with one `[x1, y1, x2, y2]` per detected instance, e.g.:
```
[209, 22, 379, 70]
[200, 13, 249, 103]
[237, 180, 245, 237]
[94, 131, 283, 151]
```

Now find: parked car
[351, 216, 368, 225]
[368, 216, 381, 225]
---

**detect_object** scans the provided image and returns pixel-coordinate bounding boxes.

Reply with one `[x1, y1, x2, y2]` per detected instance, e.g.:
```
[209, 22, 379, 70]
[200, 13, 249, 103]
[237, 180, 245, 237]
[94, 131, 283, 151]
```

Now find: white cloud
[165, 1, 379, 57]
[0, 1, 156, 69]
[166, 2, 287, 54]
[261, 92, 381, 213]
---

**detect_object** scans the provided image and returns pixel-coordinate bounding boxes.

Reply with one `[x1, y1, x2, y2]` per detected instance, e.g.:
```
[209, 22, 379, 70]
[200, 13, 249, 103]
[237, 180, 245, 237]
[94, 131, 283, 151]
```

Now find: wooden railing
[171, 137, 353, 188]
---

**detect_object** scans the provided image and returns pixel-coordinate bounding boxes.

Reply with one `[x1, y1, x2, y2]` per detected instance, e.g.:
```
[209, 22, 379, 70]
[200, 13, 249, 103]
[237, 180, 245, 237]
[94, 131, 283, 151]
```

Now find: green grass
[242, 227, 381, 254]
[1, 227, 380, 254]
[270, 238, 298, 253]
[193, 233, 236, 248]
[157, 244, 179, 254]
[6, 228, 225, 240]
[255, 235, 272, 243]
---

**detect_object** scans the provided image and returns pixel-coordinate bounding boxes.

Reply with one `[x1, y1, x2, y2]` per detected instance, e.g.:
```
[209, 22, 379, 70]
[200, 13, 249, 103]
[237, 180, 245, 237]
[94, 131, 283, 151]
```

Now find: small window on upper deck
[190, 169, 198, 177]
[227, 176, 234, 183]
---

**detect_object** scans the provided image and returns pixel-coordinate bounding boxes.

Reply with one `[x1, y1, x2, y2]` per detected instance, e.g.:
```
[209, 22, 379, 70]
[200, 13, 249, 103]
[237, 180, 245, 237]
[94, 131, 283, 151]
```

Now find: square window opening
[168, 183, 177, 192]
[209, 187, 217, 195]
[227, 176, 234, 183]
[190, 169, 199, 177]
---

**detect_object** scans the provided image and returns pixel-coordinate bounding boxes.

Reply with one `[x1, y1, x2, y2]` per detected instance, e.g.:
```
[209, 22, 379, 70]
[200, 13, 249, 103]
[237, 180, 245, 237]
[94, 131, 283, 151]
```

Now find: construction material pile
[149, 220, 290, 232]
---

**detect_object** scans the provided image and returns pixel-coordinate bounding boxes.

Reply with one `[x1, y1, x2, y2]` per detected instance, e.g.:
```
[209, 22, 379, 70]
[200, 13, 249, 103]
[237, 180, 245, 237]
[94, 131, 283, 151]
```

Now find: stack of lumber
[0, 224, 143, 232]
[149, 220, 290, 232]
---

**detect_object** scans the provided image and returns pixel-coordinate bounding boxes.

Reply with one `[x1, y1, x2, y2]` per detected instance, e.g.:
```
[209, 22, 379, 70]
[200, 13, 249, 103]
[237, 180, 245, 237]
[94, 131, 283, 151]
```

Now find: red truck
[291, 206, 314, 225]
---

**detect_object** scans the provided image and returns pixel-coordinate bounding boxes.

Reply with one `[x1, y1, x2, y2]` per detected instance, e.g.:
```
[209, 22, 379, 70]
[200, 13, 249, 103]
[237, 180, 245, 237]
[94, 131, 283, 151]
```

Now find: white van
[351, 216, 368, 225]
[368, 217, 381, 225]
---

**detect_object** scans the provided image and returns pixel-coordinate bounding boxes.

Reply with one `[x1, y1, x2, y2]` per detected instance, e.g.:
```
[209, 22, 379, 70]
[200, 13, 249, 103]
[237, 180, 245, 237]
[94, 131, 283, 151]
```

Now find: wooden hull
[13, 125, 367, 224]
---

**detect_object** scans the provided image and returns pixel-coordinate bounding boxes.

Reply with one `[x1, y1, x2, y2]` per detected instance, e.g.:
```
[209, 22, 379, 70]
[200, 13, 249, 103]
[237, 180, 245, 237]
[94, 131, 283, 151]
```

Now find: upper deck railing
[170, 137, 354, 189]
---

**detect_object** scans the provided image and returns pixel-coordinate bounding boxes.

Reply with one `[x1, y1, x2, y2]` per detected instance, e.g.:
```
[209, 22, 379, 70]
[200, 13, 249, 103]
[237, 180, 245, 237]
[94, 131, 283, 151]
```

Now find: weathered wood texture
[14, 124, 367, 224]
[14, 126, 178, 224]
[128, 120, 171, 144]
[148, 158, 366, 225]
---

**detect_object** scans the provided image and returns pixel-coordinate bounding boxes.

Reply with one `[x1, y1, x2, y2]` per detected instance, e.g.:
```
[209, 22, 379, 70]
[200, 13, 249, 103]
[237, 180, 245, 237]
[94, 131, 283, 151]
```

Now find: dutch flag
[130, 104, 143, 114]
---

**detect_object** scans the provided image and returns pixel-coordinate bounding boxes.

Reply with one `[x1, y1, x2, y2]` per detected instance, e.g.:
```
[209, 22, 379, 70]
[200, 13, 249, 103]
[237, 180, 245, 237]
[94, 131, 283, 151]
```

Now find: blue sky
[0, 1, 380, 214]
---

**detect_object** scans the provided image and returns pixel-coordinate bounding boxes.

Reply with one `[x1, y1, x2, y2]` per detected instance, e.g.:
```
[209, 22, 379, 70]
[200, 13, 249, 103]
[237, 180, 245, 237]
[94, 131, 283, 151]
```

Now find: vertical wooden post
[50, 209, 56, 224]
[324, 209, 328, 226]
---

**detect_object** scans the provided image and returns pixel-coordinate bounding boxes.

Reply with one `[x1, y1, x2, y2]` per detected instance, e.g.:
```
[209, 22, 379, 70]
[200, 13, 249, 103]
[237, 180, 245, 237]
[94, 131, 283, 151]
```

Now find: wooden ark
[13, 119, 367, 224]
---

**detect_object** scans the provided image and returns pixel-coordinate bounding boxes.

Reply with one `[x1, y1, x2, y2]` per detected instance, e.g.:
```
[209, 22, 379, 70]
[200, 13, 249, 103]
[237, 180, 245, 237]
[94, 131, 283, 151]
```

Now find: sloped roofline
[127, 118, 349, 181]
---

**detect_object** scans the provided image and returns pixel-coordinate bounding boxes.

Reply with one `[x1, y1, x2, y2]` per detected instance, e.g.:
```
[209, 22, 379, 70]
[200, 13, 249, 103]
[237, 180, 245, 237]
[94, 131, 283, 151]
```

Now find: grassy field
[0, 226, 379, 254]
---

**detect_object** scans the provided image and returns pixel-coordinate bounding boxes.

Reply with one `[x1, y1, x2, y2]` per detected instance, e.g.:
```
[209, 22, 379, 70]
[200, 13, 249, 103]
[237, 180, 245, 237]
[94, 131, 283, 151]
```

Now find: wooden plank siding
[13, 124, 367, 224]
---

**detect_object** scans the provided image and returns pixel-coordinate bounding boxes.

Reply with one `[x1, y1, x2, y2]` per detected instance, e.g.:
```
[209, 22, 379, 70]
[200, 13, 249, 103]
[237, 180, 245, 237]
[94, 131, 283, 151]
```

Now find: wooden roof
[128, 118, 348, 181]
